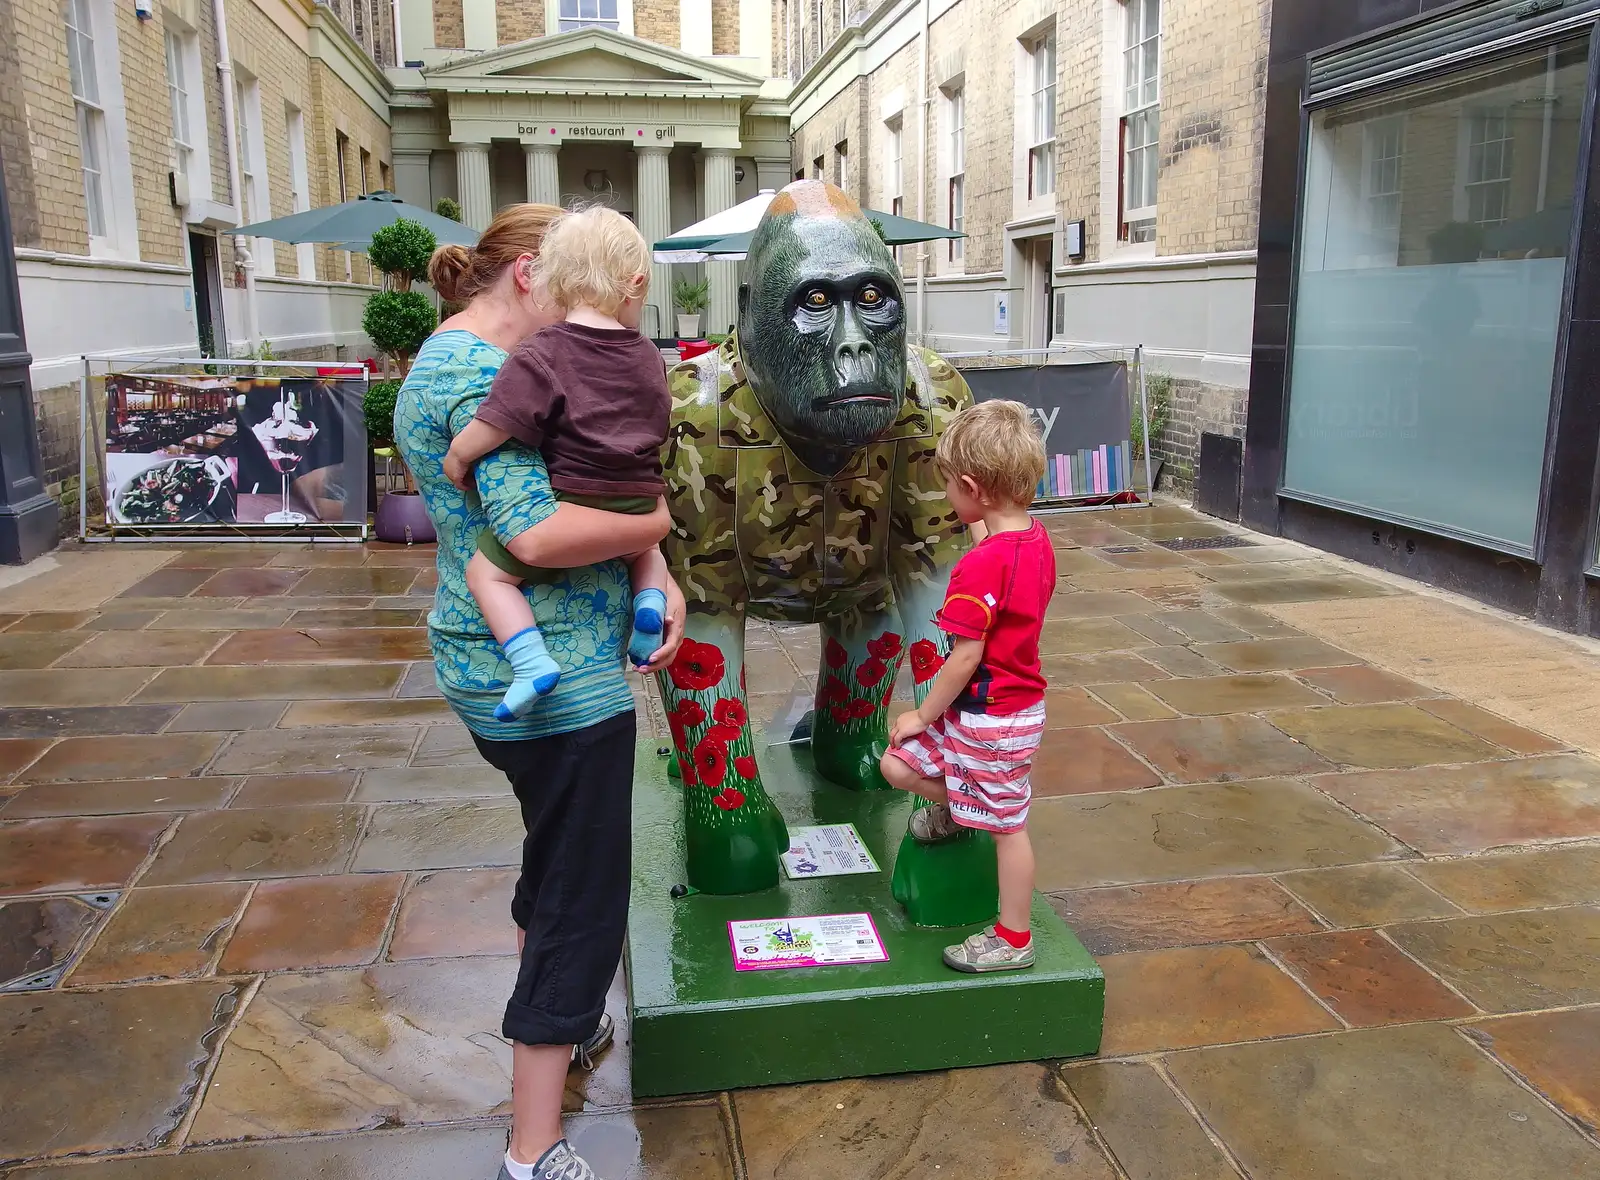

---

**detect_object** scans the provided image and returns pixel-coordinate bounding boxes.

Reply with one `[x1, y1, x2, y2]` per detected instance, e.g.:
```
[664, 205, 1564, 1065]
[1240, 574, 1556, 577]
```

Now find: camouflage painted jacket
[661, 337, 973, 622]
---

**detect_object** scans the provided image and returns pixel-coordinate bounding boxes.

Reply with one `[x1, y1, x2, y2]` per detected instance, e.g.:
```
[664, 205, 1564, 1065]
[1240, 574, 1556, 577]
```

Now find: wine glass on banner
[243, 387, 319, 525]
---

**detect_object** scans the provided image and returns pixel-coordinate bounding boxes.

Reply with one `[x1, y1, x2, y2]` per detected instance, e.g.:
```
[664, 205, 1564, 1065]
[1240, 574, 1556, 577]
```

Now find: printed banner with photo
[103, 371, 367, 531]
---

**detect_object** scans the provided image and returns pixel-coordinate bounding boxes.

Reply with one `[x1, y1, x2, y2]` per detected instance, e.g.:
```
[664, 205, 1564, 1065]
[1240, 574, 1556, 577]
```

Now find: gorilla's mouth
[814, 392, 893, 408]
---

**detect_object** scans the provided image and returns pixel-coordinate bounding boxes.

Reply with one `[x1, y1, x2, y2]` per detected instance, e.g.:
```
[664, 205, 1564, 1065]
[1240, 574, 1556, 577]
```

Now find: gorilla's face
[738, 189, 907, 477]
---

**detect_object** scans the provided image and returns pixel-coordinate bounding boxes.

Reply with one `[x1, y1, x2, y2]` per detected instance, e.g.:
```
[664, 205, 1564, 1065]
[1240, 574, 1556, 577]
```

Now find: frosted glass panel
[1283, 41, 1587, 551]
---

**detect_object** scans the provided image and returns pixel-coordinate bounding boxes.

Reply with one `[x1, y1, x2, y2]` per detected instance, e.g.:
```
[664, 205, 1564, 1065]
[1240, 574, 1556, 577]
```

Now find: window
[380, 160, 391, 193]
[336, 132, 350, 201]
[812, 155, 824, 180]
[359, 147, 372, 195]
[165, 32, 193, 180]
[1027, 33, 1056, 199]
[559, 0, 617, 31]
[286, 104, 315, 278]
[812, 0, 822, 60]
[65, 0, 108, 239]
[836, 140, 849, 193]
[1464, 108, 1513, 226]
[886, 120, 902, 214]
[947, 87, 965, 262]
[1120, 0, 1159, 241]
[236, 74, 272, 275]
[1283, 40, 1588, 554]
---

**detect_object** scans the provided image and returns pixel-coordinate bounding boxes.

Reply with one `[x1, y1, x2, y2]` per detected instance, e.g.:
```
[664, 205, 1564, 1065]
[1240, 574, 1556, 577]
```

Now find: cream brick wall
[634, 0, 676, 47]
[712, 0, 738, 54]
[497, 0, 543, 45]
[12, 0, 88, 254]
[434, 0, 464, 48]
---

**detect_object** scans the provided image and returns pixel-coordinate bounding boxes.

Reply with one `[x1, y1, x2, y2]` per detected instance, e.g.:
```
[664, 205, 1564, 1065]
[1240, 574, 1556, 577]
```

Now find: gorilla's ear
[738, 284, 750, 316]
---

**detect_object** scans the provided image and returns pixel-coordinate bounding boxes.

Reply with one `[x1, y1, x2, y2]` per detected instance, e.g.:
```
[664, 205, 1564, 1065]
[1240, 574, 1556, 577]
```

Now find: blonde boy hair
[537, 205, 651, 314]
[935, 399, 1047, 507]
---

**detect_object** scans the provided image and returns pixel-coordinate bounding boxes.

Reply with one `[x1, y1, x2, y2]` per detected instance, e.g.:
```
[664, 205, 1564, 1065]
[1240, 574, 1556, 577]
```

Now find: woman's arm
[502, 497, 672, 569]
[444, 419, 512, 490]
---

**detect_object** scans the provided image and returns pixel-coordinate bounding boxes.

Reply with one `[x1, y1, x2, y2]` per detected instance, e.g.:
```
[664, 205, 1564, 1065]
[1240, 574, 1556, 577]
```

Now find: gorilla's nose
[835, 341, 876, 384]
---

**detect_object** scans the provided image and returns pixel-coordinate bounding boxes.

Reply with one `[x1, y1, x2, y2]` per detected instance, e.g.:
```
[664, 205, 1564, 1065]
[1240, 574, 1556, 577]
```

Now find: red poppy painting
[734, 755, 757, 779]
[910, 639, 944, 685]
[692, 735, 729, 788]
[855, 658, 889, 688]
[825, 637, 848, 670]
[713, 698, 748, 729]
[670, 639, 726, 693]
[712, 786, 745, 811]
[867, 631, 903, 662]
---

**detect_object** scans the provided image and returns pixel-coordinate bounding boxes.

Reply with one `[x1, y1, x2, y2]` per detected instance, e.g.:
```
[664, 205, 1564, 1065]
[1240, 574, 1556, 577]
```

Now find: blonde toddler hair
[935, 399, 1047, 507]
[536, 205, 651, 314]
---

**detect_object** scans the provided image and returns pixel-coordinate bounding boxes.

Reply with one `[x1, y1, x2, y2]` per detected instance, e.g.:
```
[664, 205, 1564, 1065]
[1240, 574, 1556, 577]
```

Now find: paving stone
[206, 627, 431, 665]
[1096, 547, 1195, 571]
[220, 874, 404, 973]
[1111, 716, 1334, 782]
[279, 698, 455, 727]
[1051, 877, 1323, 955]
[1062, 1060, 1239, 1180]
[81, 610, 163, 630]
[1265, 930, 1475, 1027]
[286, 607, 429, 628]
[1039, 617, 1147, 655]
[141, 806, 366, 885]
[166, 700, 290, 732]
[189, 959, 519, 1140]
[69, 883, 249, 984]
[1042, 686, 1121, 728]
[1464, 1008, 1600, 1135]
[1032, 728, 1161, 795]
[735, 1063, 1118, 1179]
[353, 802, 525, 871]
[1049, 591, 1157, 618]
[1150, 609, 1256, 644]
[396, 662, 444, 699]
[55, 630, 224, 667]
[0, 814, 170, 894]
[146, 608, 293, 630]
[18, 733, 224, 784]
[0, 704, 183, 737]
[0, 738, 51, 781]
[1213, 576, 1392, 605]
[1167, 1024, 1600, 1180]
[1087, 683, 1179, 721]
[212, 726, 415, 774]
[1, 776, 237, 818]
[355, 765, 509, 801]
[1311, 754, 1600, 855]
[1409, 845, 1600, 913]
[1211, 604, 1304, 637]
[1144, 673, 1324, 716]
[1114, 613, 1190, 646]
[1029, 779, 1406, 892]
[389, 868, 520, 960]
[1196, 637, 1360, 672]
[163, 547, 281, 569]
[194, 568, 308, 597]
[1117, 521, 1236, 541]
[1386, 907, 1600, 1012]
[118, 568, 213, 598]
[1137, 646, 1229, 678]
[1266, 703, 1503, 770]
[1051, 547, 1118, 575]
[293, 567, 422, 596]
[265, 547, 368, 567]
[1294, 664, 1433, 704]
[1417, 698, 1567, 755]
[1071, 570, 1209, 592]
[0, 633, 93, 670]
[250, 596, 380, 611]
[1043, 652, 1168, 686]
[0, 895, 101, 987]
[0, 668, 154, 706]
[1276, 864, 1461, 927]
[134, 664, 405, 703]
[6, 611, 99, 632]
[1099, 943, 1339, 1055]
[229, 772, 358, 807]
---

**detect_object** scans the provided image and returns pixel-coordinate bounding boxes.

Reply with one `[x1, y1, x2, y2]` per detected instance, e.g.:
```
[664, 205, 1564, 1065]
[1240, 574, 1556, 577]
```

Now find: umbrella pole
[235, 236, 261, 354]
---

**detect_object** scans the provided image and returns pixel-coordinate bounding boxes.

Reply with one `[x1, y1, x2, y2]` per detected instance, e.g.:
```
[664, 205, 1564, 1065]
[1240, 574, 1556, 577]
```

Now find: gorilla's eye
[859, 287, 882, 305]
[803, 289, 831, 309]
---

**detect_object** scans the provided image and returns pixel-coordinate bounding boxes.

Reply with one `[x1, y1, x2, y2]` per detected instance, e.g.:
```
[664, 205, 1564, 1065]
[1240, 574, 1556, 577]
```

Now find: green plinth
[627, 741, 1105, 1098]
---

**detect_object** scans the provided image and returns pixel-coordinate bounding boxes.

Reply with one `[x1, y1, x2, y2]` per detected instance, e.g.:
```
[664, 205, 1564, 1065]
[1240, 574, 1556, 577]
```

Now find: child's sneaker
[942, 926, 1035, 973]
[908, 802, 961, 843]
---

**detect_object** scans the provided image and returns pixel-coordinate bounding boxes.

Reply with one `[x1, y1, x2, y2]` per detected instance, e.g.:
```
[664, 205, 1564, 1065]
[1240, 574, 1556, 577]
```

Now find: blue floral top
[393, 329, 634, 739]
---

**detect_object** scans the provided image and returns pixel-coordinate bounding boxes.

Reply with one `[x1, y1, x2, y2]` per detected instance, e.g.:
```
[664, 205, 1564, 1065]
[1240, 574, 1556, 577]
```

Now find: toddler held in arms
[444, 206, 672, 720]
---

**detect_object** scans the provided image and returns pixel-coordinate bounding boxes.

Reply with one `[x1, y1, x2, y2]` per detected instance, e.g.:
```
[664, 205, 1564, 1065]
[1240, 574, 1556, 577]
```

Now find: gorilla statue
[657, 180, 979, 902]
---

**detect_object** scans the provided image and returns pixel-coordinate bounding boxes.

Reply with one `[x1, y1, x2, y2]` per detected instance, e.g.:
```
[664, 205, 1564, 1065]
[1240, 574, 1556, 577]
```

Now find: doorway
[188, 230, 225, 357]
[1020, 235, 1054, 350]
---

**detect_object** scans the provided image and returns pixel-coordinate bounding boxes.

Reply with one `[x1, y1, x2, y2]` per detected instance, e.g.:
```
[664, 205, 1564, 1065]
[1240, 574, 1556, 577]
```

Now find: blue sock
[628, 588, 667, 667]
[495, 627, 560, 721]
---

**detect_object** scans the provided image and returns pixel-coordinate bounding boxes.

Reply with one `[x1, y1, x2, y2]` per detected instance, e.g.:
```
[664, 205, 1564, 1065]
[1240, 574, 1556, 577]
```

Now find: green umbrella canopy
[685, 210, 963, 258]
[233, 191, 479, 252]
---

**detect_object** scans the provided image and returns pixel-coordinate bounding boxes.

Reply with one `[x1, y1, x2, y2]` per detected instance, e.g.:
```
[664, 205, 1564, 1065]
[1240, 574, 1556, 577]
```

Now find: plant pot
[676, 314, 702, 338]
[373, 489, 437, 545]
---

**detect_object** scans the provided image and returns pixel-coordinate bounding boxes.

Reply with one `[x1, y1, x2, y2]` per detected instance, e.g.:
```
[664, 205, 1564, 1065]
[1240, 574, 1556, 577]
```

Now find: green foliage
[233, 338, 278, 376]
[367, 219, 437, 291]
[434, 197, 462, 222]
[1132, 370, 1173, 460]
[673, 276, 710, 314]
[363, 290, 436, 365]
[363, 379, 402, 446]
[869, 218, 887, 243]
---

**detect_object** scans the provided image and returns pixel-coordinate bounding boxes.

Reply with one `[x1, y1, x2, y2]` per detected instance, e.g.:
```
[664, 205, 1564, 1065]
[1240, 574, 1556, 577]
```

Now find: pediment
[424, 28, 762, 92]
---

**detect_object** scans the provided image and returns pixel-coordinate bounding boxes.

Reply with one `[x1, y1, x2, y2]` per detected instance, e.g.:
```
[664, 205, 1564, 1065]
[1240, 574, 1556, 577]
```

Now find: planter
[373, 489, 436, 544]
[676, 314, 702, 338]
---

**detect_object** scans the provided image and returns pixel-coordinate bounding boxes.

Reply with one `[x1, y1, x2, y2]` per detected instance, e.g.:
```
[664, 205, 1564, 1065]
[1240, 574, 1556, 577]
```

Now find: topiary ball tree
[363, 379, 402, 447]
[363, 290, 436, 374]
[435, 197, 462, 223]
[368, 218, 437, 294]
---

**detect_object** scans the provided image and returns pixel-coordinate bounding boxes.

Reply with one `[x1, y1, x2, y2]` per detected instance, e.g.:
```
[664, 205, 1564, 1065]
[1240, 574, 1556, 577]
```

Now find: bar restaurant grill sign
[519, 124, 679, 142]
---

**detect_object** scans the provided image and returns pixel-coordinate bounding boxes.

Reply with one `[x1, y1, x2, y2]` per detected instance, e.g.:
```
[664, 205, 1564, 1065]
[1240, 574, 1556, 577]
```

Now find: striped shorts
[887, 703, 1047, 833]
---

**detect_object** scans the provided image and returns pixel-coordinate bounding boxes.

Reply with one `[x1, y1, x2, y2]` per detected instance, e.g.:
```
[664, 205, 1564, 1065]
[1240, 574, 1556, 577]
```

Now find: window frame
[236, 72, 274, 276]
[1461, 105, 1514, 227]
[1027, 32, 1057, 201]
[947, 86, 965, 262]
[836, 139, 849, 193]
[1119, 0, 1160, 242]
[286, 103, 316, 279]
[165, 31, 193, 179]
[557, 0, 619, 32]
[65, 0, 134, 256]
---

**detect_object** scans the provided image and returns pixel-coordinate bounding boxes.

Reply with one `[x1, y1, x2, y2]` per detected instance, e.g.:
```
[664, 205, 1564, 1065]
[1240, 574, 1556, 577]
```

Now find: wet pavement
[1, 505, 1599, 1176]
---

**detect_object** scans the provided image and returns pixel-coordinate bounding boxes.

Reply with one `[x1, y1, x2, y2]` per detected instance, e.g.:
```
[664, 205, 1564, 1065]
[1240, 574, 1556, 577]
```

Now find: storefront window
[1282, 41, 1588, 552]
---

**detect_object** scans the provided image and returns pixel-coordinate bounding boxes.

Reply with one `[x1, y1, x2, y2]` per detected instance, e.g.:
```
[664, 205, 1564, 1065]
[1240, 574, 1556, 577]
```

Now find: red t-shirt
[935, 521, 1056, 714]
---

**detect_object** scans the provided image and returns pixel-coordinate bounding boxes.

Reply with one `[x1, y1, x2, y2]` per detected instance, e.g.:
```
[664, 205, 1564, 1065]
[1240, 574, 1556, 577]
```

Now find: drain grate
[1154, 535, 1257, 551]
[1099, 546, 1145, 554]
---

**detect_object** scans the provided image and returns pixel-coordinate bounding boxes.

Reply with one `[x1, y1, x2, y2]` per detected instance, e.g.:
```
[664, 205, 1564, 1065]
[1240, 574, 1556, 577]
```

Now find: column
[636, 146, 672, 341]
[524, 143, 560, 208]
[456, 142, 492, 231]
[702, 148, 737, 337]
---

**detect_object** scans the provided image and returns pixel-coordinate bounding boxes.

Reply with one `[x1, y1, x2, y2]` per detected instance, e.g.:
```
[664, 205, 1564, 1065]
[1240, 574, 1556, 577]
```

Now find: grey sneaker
[571, 1013, 614, 1071]
[942, 926, 1035, 973]
[909, 803, 961, 843]
[498, 1138, 596, 1180]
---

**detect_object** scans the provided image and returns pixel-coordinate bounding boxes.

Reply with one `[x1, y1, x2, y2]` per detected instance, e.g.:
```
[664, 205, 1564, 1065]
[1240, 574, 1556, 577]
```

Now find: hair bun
[428, 244, 473, 303]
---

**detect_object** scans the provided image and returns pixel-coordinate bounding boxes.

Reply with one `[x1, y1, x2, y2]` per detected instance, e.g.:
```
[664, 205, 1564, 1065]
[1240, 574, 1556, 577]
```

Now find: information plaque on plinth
[626, 741, 1105, 1098]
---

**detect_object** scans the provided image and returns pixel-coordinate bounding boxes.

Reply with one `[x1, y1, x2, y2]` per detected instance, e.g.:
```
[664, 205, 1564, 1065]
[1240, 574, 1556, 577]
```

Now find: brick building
[0, 0, 394, 508]
[783, 0, 1271, 489]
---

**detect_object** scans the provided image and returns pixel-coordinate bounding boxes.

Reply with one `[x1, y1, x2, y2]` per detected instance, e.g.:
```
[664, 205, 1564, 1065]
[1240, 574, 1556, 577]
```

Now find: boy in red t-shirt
[882, 399, 1055, 972]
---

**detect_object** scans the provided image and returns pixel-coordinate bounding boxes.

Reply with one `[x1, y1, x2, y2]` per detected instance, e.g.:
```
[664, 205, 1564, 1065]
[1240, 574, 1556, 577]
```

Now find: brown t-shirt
[475, 321, 670, 498]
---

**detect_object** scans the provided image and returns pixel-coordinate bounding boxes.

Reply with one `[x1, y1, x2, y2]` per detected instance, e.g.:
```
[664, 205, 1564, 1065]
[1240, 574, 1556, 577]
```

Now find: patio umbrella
[654, 193, 965, 262]
[233, 190, 479, 252]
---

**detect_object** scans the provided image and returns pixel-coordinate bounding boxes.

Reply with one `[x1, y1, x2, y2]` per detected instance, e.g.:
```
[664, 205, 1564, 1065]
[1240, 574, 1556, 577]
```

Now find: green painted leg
[812, 613, 906, 791]
[889, 828, 1000, 927]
